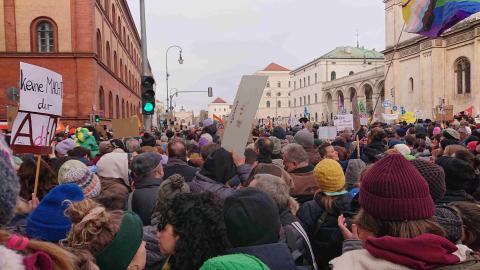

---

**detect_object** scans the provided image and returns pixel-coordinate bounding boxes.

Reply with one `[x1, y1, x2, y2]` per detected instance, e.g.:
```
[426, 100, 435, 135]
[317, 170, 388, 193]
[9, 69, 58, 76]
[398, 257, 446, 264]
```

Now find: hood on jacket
[365, 234, 468, 270]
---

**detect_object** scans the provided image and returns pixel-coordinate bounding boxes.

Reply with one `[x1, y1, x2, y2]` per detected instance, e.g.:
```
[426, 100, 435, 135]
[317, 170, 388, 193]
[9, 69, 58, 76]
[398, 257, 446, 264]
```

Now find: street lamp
[166, 45, 183, 113]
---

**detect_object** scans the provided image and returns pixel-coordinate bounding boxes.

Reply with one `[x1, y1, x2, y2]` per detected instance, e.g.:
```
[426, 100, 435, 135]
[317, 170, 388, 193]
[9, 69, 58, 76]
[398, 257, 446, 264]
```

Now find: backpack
[435, 252, 480, 270]
[280, 221, 318, 270]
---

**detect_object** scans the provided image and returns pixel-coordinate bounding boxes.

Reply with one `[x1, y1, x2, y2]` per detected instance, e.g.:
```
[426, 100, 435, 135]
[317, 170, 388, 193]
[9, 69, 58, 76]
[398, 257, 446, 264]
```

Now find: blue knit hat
[26, 184, 84, 242]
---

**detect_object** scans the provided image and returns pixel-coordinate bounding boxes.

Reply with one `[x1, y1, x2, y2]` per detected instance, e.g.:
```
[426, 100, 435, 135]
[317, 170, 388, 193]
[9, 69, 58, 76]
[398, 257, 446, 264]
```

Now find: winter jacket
[361, 141, 387, 164]
[96, 176, 130, 210]
[330, 234, 479, 270]
[297, 192, 353, 269]
[289, 165, 318, 204]
[189, 172, 235, 201]
[279, 209, 318, 270]
[130, 177, 162, 226]
[305, 147, 321, 167]
[163, 158, 199, 182]
[143, 225, 166, 270]
[437, 189, 478, 205]
[227, 243, 309, 270]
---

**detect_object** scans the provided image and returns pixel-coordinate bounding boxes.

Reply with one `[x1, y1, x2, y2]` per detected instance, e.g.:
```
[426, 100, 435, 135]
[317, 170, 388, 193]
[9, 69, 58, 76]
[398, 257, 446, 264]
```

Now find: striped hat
[58, 160, 101, 198]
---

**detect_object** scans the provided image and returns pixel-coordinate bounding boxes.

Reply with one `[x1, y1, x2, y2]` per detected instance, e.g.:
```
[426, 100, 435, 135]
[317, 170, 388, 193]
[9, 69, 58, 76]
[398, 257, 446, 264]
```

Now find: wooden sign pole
[356, 135, 361, 159]
[33, 154, 41, 197]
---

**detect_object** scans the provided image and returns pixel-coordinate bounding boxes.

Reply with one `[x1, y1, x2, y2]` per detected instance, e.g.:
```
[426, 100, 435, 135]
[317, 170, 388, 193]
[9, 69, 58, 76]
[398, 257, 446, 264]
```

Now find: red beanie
[359, 154, 435, 221]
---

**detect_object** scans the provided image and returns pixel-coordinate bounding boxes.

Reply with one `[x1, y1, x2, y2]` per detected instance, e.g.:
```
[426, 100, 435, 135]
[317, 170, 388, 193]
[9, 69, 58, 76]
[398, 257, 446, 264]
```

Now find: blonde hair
[65, 199, 123, 256]
[0, 230, 76, 270]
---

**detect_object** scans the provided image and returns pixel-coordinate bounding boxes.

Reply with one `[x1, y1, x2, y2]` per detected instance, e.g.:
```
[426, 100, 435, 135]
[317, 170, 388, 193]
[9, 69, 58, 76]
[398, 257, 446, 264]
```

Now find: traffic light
[208, 87, 213, 97]
[141, 75, 156, 115]
[95, 115, 100, 123]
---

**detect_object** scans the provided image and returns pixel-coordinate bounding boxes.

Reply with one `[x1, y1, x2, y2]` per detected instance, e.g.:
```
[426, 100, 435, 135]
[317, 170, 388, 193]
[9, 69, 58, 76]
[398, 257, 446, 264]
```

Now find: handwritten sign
[222, 75, 267, 156]
[317, 126, 337, 140]
[333, 114, 354, 132]
[382, 113, 399, 123]
[19, 62, 63, 116]
[11, 112, 58, 154]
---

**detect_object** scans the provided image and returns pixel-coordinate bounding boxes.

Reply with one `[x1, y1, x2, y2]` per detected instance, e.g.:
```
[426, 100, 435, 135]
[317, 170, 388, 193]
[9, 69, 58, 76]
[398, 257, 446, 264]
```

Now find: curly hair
[157, 192, 230, 270]
[18, 157, 56, 200]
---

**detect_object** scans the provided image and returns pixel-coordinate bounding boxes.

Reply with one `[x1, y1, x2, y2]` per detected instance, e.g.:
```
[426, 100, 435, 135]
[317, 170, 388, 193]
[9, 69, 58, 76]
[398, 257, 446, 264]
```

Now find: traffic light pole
[140, 0, 151, 132]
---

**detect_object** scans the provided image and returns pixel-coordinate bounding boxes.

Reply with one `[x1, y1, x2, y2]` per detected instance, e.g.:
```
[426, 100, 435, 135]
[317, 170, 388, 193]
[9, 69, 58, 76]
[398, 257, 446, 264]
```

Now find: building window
[119, 59, 123, 79]
[112, 5, 116, 29]
[278, 101, 281, 108]
[266, 101, 270, 108]
[315, 73, 317, 83]
[277, 92, 281, 97]
[96, 29, 102, 60]
[104, 0, 110, 17]
[349, 71, 354, 76]
[266, 81, 270, 88]
[117, 17, 121, 34]
[303, 96, 306, 106]
[294, 98, 296, 107]
[308, 95, 311, 104]
[34, 19, 56, 53]
[106, 42, 111, 67]
[122, 98, 125, 118]
[277, 81, 281, 88]
[113, 51, 117, 74]
[409, 77, 414, 92]
[455, 57, 471, 94]
[116, 95, 120, 118]
[99, 87, 105, 112]
[331, 71, 336, 81]
[299, 79, 302, 88]
[108, 91, 113, 118]
[126, 101, 129, 117]
[294, 81, 296, 89]
[288, 81, 291, 88]
[308, 76, 310, 86]
[303, 77, 306, 87]
[289, 100, 291, 107]
[266, 92, 271, 97]
[315, 93, 318, 103]
[299, 98, 302, 106]
[315, 112, 318, 122]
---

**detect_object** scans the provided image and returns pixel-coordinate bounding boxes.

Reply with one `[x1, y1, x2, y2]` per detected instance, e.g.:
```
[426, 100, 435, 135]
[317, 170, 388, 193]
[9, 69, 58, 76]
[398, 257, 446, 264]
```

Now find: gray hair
[125, 138, 141, 153]
[282, 143, 309, 164]
[254, 174, 290, 210]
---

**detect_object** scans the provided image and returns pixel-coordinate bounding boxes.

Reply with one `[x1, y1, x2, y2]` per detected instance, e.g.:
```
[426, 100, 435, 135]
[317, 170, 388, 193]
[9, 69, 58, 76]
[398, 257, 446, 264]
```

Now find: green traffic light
[144, 102, 154, 112]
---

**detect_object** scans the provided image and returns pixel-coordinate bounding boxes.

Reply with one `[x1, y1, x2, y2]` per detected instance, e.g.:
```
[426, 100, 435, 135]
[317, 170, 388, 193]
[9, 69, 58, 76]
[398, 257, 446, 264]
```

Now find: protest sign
[333, 114, 353, 132]
[112, 117, 140, 138]
[7, 106, 18, 131]
[11, 112, 58, 154]
[382, 113, 399, 123]
[317, 126, 337, 140]
[19, 62, 63, 116]
[222, 75, 267, 156]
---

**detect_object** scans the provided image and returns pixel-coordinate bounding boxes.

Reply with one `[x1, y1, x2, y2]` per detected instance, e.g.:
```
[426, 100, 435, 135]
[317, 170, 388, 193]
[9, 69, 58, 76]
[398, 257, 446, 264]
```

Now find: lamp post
[166, 45, 183, 113]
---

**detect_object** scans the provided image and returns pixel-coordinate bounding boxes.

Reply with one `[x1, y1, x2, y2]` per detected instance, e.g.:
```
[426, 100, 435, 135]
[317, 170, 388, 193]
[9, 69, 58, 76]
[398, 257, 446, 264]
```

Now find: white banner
[334, 114, 353, 132]
[382, 113, 399, 123]
[11, 112, 57, 147]
[317, 126, 337, 140]
[222, 75, 267, 156]
[19, 62, 63, 116]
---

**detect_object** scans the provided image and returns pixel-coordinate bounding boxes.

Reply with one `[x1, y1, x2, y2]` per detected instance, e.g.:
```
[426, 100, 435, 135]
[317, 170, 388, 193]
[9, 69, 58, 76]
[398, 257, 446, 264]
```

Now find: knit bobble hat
[411, 159, 446, 202]
[55, 138, 77, 156]
[26, 184, 84, 242]
[58, 160, 102, 198]
[434, 206, 463, 244]
[435, 156, 475, 191]
[360, 154, 435, 221]
[313, 159, 346, 193]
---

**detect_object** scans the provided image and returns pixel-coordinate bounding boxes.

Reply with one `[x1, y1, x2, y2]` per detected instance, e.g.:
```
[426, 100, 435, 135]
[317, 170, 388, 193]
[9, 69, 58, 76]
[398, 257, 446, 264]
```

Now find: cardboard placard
[112, 117, 140, 138]
[334, 114, 354, 132]
[11, 112, 58, 154]
[382, 113, 399, 123]
[95, 125, 108, 139]
[7, 106, 18, 131]
[317, 126, 337, 140]
[221, 75, 267, 156]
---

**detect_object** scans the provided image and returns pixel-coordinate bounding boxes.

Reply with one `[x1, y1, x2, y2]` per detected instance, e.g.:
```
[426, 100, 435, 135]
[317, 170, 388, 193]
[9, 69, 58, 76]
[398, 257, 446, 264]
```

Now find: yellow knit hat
[313, 159, 346, 193]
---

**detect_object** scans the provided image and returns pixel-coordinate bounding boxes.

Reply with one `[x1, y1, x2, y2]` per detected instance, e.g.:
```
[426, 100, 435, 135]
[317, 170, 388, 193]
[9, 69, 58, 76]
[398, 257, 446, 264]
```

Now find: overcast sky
[127, 0, 385, 113]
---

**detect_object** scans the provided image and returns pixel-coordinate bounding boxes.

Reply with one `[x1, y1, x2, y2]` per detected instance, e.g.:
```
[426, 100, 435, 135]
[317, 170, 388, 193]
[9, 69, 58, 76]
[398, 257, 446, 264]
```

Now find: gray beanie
[269, 136, 282, 155]
[434, 205, 462, 244]
[0, 135, 20, 226]
[294, 130, 314, 149]
[345, 159, 367, 186]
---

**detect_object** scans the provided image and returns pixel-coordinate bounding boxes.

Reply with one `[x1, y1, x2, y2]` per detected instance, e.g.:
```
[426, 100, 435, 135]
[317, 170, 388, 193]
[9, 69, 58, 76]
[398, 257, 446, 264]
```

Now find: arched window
[119, 59, 123, 79]
[113, 51, 117, 74]
[294, 98, 296, 107]
[308, 76, 310, 86]
[315, 73, 318, 83]
[315, 112, 318, 122]
[116, 95, 120, 118]
[308, 95, 311, 104]
[455, 57, 471, 94]
[117, 17, 121, 34]
[106, 42, 111, 67]
[277, 81, 281, 88]
[277, 100, 281, 108]
[96, 29, 102, 60]
[349, 71, 354, 76]
[315, 93, 318, 103]
[126, 101, 129, 117]
[99, 87, 105, 112]
[266, 81, 270, 88]
[266, 101, 270, 108]
[108, 91, 113, 118]
[331, 71, 336, 81]
[34, 19, 56, 53]
[112, 5, 116, 29]
[123, 27, 126, 44]
[122, 98, 125, 118]
[127, 36, 130, 53]
[104, 0, 110, 17]
[409, 77, 414, 92]
[124, 65, 127, 83]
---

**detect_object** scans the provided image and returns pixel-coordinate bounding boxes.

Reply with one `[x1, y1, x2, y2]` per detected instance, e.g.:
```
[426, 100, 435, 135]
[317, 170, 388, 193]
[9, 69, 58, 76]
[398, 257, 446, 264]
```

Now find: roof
[320, 46, 384, 59]
[263, 62, 290, 71]
[211, 97, 227, 104]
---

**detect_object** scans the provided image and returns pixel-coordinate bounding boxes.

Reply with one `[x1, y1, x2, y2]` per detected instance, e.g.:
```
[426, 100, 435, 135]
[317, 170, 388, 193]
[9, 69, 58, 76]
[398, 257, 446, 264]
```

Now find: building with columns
[289, 46, 384, 122]
[173, 107, 194, 127]
[0, 0, 143, 126]
[383, 0, 480, 118]
[207, 97, 231, 120]
[254, 63, 291, 124]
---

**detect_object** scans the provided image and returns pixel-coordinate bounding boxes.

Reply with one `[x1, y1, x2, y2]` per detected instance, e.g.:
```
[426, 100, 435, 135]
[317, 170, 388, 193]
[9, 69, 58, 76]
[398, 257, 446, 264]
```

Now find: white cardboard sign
[19, 62, 63, 116]
[11, 112, 57, 147]
[317, 126, 337, 140]
[221, 75, 268, 156]
[334, 114, 354, 132]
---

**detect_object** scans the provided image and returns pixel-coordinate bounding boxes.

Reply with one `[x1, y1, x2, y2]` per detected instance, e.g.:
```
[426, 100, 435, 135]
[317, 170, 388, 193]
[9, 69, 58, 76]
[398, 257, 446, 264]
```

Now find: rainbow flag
[213, 114, 224, 124]
[402, 0, 480, 38]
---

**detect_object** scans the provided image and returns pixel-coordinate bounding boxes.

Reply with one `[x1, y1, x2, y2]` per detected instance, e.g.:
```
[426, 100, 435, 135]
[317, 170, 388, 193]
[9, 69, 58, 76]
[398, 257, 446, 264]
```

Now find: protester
[57, 159, 102, 198]
[254, 137, 274, 164]
[163, 140, 198, 182]
[18, 157, 56, 201]
[95, 152, 130, 210]
[345, 159, 366, 197]
[318, 142, 339, 161]
[130, 152, 164, 225]
[55, 138, 77, 157]
[283, 143, 318, 203]
[361, 127, 387, 164]
[156, 192, 230, 270]
[436, 156, 478, 204]
[449, 202, 480, 251]
[294, 130, 321, 166]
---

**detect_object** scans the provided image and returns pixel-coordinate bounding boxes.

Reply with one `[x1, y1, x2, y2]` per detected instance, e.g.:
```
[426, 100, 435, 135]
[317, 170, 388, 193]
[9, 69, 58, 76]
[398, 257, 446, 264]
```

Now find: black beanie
[141, 133, 156, 147]
[435, 156, 475, 191]
[223, 188, 280, 247]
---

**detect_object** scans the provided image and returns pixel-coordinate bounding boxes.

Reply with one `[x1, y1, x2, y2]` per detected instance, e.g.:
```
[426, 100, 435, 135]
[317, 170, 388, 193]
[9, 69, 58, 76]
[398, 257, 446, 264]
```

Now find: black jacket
[437, 189, 478, 205]
[297, 192, 352, 269]
[228, 243, 309, 270]
[163, 158, 198, 182]
[362, 141, 387, 164]
[130, 177, 162, 226]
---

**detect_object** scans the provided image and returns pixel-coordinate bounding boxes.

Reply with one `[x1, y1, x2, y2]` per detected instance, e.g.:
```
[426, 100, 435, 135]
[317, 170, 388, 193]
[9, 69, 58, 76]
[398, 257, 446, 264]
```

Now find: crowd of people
[1, 116, 480, 270]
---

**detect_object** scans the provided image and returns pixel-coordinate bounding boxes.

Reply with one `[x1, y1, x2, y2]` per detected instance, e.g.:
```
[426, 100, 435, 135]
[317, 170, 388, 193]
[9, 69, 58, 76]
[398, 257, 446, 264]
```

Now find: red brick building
[0, 0, 143, 126]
